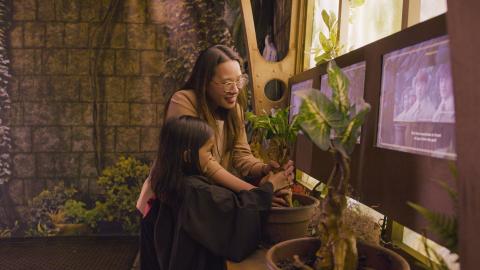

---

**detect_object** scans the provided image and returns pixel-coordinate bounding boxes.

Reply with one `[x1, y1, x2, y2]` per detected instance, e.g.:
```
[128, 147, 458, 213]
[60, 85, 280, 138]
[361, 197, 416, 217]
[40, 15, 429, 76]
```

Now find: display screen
[320, 61, 366, 106]
[289, 79, 315, 123]
[377, 35, 456, 159]
[321, 61, 367, 142]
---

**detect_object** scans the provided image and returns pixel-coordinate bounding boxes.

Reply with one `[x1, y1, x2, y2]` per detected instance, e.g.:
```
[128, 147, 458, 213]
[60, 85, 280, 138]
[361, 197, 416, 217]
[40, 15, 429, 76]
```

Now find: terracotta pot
[263, 194, 319, 244]
[266, 237, 410, 270]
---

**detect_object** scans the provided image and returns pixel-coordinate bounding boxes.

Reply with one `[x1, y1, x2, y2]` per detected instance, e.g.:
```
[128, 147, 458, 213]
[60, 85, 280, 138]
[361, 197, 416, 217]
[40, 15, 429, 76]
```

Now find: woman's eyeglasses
[212, 74, 249, 92]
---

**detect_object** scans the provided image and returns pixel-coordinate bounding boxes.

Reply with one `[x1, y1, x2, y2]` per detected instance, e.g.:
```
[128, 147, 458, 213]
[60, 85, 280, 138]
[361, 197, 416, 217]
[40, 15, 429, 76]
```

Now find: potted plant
[247, 108, 320, 244]
[48, 208, 91, 236]
[265, 61, 409, 269]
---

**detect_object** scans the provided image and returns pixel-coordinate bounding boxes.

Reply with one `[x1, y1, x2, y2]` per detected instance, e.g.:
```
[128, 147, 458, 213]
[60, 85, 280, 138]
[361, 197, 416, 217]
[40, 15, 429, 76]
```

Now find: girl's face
[198, 137, 215, 173]
[207, 60, 244, 110]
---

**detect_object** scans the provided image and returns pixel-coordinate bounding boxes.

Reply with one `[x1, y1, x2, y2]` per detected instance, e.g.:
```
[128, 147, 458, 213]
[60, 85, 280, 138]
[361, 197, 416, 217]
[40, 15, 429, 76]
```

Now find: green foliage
[418, 234, 452, 270]
[313, 10, 343, 65]
[24, 182, 77, 237]
[298, 61, 370, 156]
[295, 60, 371, 270]
[92, 156, 149, 234]
[164, 0, 234, 85]
[350, 0, 366, 8]
[63, 200, 104, 230]
[246, 107, 300, 144]
[246, 107, 301, 165]
[408, 171, 458, 254]
[408, 166, 458, 270]
[408, 202, 457, 253]
[0, 221, 19, 238]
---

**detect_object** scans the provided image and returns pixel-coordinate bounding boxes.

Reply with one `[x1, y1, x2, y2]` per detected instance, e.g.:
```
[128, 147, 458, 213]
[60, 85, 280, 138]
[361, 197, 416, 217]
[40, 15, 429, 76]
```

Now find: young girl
[141, 116, 291, 270]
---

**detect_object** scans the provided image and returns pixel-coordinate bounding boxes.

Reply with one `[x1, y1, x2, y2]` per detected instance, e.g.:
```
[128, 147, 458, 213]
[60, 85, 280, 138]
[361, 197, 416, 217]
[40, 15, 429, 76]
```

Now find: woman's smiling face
[207, 60, 243, 110]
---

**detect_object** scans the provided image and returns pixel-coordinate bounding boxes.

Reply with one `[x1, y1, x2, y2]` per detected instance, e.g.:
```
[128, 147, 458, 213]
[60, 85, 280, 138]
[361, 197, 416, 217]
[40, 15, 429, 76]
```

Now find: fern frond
[408, 202, 458, 253]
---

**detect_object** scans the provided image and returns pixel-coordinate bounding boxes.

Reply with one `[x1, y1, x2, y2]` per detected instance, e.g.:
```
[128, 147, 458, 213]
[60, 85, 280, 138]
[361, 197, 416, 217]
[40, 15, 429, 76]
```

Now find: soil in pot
[267, 238, 410, 270]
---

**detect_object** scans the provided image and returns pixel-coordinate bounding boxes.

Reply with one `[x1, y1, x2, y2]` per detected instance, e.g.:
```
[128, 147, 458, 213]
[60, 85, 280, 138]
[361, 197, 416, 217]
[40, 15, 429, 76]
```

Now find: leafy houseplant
[313, 10, 343, 65]
[246, 107, 300, 167]
[293, 60, 371, 270]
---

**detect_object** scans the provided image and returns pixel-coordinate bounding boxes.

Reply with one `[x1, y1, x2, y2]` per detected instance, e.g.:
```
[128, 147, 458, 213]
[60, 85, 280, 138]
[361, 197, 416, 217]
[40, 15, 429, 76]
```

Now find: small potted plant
[265, 61, 409, 270]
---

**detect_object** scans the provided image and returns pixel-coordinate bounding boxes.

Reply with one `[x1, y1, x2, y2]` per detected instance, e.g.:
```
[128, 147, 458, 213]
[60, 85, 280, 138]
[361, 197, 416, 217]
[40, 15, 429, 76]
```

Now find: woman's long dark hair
[150, 116, 214, 207]
[165, 45, 247, 152]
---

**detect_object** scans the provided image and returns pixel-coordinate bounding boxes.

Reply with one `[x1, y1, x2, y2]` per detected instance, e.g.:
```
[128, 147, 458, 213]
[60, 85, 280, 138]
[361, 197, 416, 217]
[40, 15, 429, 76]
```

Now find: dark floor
[0, 236, 139, 270]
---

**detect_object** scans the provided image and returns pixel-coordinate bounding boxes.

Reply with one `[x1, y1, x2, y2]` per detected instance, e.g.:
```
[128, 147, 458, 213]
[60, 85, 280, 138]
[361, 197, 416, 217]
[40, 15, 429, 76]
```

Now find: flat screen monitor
[289, 79, 314, 123]
[377, 35, 456, 159]
[320, 61, 367, 142]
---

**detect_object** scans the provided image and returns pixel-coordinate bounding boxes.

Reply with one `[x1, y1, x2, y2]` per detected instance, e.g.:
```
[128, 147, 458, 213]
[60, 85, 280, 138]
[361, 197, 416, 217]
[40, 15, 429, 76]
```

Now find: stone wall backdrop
[6, 0, 234, 212]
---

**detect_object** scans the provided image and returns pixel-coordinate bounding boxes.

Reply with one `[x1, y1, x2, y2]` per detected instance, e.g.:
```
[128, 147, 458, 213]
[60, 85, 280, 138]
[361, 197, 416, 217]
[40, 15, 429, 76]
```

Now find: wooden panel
[445, 1, 480, 269]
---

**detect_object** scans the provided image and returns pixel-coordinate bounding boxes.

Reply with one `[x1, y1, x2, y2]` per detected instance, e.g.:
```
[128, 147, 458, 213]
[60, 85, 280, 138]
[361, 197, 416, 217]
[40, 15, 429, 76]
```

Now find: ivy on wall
[0, 0, 11, 185]
[164, 0, 234, 87]
[89, 0, 124, 174]
[0, 0, 18, 227]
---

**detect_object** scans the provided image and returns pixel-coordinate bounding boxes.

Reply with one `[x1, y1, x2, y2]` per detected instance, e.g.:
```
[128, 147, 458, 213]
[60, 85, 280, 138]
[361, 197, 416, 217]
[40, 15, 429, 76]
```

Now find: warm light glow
[344, 0, 403, 52]
[308, 0, 339, 68]
[420, 0, 447, 22]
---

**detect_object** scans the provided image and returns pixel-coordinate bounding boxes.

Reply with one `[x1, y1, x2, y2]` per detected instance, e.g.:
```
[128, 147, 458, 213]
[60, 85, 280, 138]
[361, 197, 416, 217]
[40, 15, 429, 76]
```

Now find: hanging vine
[164, 0, 234, 87]
[89, 0, 124, 174]
[0, 0, 11, 185]
[0, 0, 17, 227]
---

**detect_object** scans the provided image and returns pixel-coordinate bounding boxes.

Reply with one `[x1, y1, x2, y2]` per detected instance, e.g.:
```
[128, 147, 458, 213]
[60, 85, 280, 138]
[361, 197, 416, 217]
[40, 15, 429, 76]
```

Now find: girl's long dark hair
[150, 116, 214, 207]
[165, 45, 247, 152]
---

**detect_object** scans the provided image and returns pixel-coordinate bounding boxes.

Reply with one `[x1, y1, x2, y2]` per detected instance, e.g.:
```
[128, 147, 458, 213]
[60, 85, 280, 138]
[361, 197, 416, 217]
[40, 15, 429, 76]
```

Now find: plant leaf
[341, 102, 371, 154]
[327, 61, 350, 116]
[296, 89, 346, 151]
[408, 202, 458, 253]
[321, 10, 330, 29]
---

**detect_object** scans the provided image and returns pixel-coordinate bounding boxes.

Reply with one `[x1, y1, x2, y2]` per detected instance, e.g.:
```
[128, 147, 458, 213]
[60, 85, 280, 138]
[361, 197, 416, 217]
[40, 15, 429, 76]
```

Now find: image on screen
[377, 35, 456, 159]
[289, 79, 314, 123]
[320, 61, 366, 106]
[321, 61, 367, 142]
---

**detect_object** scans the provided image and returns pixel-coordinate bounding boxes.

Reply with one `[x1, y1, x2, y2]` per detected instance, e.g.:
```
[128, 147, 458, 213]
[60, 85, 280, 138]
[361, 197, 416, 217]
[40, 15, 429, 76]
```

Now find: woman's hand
[261, 160, 280, 175]
[262, 160, 295, 178]
[264, 171, 292, 192]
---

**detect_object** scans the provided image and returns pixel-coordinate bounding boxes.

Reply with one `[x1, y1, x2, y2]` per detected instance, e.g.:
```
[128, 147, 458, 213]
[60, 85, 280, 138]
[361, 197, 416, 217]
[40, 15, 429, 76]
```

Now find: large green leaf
[327, 61, 350, 115]
[296, 89, 346, 151]
[341, 102, 371, 154]
[321, 10, 331, 29]
[328, 11, 337, 30]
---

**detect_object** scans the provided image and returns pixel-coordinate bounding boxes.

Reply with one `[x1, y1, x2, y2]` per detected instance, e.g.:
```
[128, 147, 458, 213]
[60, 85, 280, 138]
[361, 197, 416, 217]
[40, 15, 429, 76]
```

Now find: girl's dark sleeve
[181, 178, 274, 262]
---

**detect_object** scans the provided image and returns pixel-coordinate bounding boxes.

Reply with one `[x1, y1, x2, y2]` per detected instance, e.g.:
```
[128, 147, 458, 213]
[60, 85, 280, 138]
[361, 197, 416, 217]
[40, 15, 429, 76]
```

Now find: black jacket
[140, 175, 273, 270]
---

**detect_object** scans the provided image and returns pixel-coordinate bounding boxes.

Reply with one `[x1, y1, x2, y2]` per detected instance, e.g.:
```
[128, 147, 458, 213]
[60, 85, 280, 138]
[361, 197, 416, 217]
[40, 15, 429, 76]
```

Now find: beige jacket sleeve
[231, 105, 264, 177]
[166, 90, 224, 177]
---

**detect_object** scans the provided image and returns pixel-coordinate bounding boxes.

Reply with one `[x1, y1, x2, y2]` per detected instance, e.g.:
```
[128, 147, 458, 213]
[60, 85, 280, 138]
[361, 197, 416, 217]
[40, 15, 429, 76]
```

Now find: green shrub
[66, 156, 150, 234]
[24, 182, 77, 236]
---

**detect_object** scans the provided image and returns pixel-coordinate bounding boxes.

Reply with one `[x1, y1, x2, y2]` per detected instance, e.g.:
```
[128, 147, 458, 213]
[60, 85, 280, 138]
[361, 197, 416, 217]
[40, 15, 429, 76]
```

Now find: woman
[141, 116, 290, 270]
[137, 45, 293, 214]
